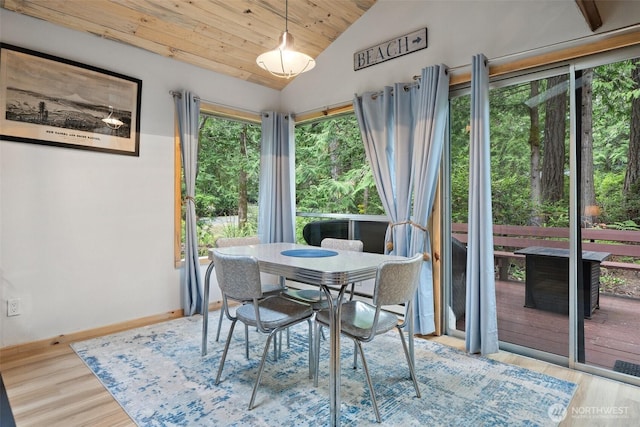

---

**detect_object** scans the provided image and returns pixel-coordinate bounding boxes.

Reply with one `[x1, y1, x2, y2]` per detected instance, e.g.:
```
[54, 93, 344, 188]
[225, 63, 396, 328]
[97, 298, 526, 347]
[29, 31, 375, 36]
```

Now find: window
[294, 113, 384, 243]
[295, 114, 382, 215]
[174, 106, 261, 265]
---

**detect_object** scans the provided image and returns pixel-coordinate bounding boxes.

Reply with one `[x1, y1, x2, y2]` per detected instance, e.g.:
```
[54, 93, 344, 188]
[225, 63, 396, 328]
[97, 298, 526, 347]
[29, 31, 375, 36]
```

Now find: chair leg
[215, 302, 225, 342]
[287, 327, 290, 349]
[273, 332, 279, 360]
[249, 329, 278, 410]
[354, 340, 381, 423]
[353, 342, 358, 369]
[219, 301, 251, 358]
[307, 319, 314, 379]
[397, 326, 421, 398]
[313, 322, 322, 387]
[215, 319, 238, 385]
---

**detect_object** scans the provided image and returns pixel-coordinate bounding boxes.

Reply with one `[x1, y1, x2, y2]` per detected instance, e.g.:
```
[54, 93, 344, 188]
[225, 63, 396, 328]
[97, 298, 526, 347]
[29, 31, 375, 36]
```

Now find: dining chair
[213, 251, 314, 410]
[314, 253, 424, 423]
[213, 237, 284, 359]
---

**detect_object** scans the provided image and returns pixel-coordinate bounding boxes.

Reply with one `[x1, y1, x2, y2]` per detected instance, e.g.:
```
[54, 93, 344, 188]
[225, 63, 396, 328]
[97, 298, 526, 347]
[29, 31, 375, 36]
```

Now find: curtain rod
[170, 91, 261, 117]
[419, 22, 640, 83]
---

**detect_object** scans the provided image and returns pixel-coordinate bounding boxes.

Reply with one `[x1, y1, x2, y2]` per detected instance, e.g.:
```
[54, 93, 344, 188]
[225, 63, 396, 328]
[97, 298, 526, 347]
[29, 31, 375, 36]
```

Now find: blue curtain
[409, 65, 450, 335]
[353, 64, 449, 336]
[354, 85, 412, 254]
[465, 54, 499, 355]
[258, 112, 296, 243]
[174, 90, 203, 316]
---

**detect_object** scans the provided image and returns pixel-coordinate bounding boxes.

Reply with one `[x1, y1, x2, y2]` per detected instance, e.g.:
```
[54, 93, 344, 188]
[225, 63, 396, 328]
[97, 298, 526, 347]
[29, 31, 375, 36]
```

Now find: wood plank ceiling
[0, 0, 376, 90]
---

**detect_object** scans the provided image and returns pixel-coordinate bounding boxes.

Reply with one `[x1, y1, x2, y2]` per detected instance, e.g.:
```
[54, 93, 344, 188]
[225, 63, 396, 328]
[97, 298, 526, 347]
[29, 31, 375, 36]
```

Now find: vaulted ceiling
[0, 0, 377, 90]
[1, 1, 604, 91]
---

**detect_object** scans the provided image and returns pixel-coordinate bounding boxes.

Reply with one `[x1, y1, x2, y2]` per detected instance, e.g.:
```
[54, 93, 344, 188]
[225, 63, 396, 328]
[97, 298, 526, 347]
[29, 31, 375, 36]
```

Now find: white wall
[282, 0, 640, 113]
[0, 9, 280, 347]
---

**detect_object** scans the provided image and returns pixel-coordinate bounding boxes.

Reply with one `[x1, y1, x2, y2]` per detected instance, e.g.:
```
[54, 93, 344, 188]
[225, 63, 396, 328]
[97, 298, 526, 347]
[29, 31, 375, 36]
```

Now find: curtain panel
[465, 54, 499, 355]
[353, 64, 449, 337]
[409, 66, 450, 336]
[258, 112, 296, 243]
[173, 90, 203, 316]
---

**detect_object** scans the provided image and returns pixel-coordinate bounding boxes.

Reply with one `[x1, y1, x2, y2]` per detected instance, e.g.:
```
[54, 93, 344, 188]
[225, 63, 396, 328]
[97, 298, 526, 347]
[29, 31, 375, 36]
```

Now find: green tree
[197, 115, 260, 218]
[295, 115, 383, 215]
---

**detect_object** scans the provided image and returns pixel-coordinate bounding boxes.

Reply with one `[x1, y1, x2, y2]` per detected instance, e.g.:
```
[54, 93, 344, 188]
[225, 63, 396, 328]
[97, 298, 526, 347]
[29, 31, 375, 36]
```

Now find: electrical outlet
[7, 298, 21, 316]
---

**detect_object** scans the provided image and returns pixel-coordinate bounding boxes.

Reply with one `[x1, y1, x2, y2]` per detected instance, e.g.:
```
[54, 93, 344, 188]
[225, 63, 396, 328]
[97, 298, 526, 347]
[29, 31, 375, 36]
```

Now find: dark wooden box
[515, 247, 609, 318]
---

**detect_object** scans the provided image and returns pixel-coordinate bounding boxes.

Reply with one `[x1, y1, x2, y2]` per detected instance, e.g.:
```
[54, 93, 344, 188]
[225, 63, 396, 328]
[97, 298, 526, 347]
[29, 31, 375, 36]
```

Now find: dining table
[201, 242, 405, 427]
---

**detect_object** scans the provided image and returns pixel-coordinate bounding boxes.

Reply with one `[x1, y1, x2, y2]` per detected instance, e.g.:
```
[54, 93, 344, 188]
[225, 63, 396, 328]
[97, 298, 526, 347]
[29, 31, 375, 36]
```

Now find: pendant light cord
[285, 0, 289, 32]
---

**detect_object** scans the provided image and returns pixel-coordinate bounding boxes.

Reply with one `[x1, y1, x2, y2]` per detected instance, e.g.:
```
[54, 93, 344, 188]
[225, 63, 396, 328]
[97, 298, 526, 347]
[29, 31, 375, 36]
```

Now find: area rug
[72, 313, 577, 426]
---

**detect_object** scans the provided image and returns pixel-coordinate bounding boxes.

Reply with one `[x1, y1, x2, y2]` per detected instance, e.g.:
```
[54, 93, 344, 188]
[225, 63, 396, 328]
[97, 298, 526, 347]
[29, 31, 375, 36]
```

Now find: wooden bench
[451, 223, 640, 280]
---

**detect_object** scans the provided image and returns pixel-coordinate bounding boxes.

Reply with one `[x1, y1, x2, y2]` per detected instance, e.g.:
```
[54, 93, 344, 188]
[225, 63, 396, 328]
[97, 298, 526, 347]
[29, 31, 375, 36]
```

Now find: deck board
[455, 280, 640, 370]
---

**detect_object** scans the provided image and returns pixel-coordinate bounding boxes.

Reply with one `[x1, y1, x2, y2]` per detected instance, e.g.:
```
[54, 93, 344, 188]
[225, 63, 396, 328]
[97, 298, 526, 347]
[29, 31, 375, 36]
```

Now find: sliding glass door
[446, 46, 640, 386]
[448, 69, 572, 359]
[575, 54, 640, 377]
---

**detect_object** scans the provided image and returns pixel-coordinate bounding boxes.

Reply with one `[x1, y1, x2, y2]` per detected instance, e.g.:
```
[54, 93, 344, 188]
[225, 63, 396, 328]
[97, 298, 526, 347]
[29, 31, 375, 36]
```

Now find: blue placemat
[281, 249, 338, 258]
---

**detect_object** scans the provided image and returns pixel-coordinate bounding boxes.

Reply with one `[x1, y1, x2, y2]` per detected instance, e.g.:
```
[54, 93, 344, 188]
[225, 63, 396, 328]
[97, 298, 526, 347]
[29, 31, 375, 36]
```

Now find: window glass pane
[295, 114, 382, 215]
[580, 57, 640, 372]
[449, 73, 572, 358]
[294, 114, 384, 243]
[181, 114, 261, 257]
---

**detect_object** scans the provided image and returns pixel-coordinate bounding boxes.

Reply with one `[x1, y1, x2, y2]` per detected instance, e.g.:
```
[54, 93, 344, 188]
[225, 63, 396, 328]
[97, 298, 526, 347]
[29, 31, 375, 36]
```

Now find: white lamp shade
[256, 31, 315, 79]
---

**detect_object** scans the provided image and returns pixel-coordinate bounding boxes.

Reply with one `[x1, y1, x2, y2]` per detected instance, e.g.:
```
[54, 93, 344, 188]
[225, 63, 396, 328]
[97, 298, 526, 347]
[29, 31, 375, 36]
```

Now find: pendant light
[256, 0, 316, 79]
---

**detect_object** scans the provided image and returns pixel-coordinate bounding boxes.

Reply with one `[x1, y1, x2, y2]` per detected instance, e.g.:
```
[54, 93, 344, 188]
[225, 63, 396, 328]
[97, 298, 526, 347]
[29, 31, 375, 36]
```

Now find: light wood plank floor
[1, 329, 639, 426]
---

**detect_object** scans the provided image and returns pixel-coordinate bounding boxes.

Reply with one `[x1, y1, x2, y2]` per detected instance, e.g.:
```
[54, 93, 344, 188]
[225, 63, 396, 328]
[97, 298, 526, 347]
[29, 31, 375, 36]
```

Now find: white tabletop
[210, 242, 405, 286]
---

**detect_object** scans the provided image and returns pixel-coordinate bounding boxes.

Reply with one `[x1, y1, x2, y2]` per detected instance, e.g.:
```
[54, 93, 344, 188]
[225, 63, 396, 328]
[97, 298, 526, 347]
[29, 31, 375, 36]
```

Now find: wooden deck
[456, 280, 640, 371]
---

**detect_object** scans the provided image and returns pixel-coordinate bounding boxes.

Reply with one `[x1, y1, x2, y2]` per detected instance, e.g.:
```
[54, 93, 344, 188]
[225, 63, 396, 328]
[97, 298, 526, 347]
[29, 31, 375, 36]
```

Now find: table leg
[322, 284, 346, 427]
[201, 261, 215, 356]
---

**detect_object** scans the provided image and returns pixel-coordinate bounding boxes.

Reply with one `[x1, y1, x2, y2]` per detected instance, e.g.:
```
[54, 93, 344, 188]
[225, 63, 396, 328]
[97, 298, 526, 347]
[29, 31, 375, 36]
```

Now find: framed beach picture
[0, 43, 142, 156]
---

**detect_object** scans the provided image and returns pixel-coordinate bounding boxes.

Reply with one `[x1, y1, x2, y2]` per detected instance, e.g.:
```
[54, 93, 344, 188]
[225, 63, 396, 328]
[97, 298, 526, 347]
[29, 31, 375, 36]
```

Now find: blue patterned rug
[72, 314, 577, 426]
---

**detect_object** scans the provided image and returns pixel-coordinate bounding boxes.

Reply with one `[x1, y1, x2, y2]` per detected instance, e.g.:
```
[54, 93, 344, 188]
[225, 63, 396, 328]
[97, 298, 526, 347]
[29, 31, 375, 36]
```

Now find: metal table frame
[202, 242, 404, 427]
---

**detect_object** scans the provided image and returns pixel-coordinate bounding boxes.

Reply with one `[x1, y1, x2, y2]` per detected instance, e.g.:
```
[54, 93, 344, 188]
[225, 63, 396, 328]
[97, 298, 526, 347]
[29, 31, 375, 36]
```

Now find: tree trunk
[580, 68, 597, 227]
[238, 125, 248, 230]
[542, 75, 568, 204]
[529, 80, 542, 226]
[624, 59, 640, 210]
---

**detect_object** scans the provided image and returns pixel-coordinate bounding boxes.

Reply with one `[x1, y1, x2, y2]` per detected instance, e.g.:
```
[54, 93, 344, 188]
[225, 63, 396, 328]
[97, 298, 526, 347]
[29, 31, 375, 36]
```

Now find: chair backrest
[321, 238, 364, 252]
[212, 251, 263, 301]
[374, 254, 423, 307]
[215, 236, 261, 248]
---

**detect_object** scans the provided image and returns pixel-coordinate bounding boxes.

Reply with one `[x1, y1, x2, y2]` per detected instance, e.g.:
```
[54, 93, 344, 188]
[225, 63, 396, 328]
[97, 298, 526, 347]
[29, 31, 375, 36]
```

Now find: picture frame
[0, 43, 142, 156]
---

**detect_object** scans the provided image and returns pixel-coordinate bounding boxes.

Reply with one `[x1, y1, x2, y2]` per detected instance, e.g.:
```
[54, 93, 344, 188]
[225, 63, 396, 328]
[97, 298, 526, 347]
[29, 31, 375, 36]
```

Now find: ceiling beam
[575, 0, 603, 32]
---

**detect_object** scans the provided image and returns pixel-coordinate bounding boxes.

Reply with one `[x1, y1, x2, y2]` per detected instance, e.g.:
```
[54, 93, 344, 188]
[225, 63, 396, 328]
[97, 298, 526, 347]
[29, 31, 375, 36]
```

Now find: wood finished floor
[1, 325, 639, 426]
